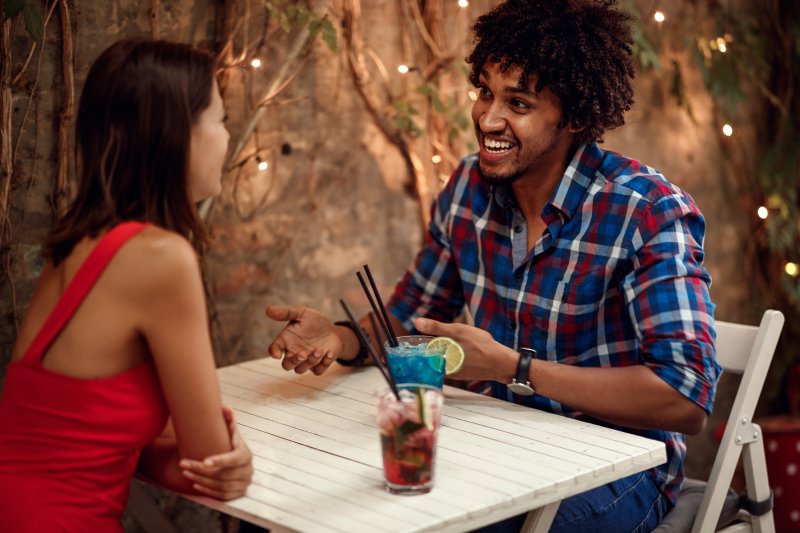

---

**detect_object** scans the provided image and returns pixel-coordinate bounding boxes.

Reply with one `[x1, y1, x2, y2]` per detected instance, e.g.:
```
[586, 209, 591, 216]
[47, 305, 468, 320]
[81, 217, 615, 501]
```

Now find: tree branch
[54, 0, 74, 218]
[341, 0, 429, 230]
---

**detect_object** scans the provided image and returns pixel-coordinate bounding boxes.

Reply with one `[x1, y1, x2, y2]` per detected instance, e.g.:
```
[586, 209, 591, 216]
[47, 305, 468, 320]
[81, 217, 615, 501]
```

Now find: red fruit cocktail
[376, 384, 443, 495]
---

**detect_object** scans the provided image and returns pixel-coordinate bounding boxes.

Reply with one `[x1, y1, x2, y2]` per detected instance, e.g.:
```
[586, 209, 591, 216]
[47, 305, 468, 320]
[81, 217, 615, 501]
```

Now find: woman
[0, 38, 252, 531]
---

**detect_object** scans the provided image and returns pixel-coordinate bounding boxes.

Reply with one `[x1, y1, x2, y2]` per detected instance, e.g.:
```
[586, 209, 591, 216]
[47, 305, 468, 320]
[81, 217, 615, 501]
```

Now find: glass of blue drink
[385, 335, 446, 388]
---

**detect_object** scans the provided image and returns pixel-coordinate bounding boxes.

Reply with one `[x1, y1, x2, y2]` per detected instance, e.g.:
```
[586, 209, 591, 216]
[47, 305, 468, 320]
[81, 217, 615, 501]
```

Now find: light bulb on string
[722, 124, 733, 136]
[250, 58, 262, 68]
[397, 64, 410, 74]
[785, 262, 799, 277]
[717, 38, 727, 53]
[757, 206, 769, 219]
[467, 90, 478, 102]
[654, 11, 665, 23]
[458, 0, 469, 7]
[432, 154, 442, 164]
[257, 160, 269, 171]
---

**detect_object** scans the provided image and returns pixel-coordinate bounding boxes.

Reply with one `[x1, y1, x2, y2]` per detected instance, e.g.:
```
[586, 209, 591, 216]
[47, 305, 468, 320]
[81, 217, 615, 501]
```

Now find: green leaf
[295, 9, 309, 29]
[4, 0, 25, 20]
[320, 17, 337, 52]
[631, 23, 660, 71]
[279, 12, 291, 33]
[793, 20, 800, 56]
[670, 60, 696, 124]
[22, 2, 43, 42]
[308, 18, 322, 38]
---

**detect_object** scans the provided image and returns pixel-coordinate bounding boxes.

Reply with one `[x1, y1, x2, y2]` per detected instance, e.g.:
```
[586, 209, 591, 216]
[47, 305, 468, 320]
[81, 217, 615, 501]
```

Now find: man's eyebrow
[507, 85, 537, 97]
[478, 68, 538, 97]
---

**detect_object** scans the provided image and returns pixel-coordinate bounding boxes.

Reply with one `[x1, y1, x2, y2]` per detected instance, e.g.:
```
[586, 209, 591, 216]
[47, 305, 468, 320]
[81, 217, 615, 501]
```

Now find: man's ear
[566, 121, 585, 134]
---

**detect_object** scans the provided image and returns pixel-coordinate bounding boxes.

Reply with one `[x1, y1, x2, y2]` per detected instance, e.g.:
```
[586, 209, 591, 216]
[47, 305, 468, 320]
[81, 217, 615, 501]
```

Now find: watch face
[508, 381, 534, 396]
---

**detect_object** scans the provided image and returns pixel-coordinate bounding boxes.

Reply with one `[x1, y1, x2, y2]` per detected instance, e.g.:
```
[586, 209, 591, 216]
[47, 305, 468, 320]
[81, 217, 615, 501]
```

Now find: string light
[432, 154, 442, 164]
[722, 124, 733, 136]
[654, 11, 665, 23]
[467, 90, 478, 102]
[397, 64, 410, 74]
[716, 38, 727, 53]
[757, 206, 769, 219]
[786, 262, 799, 277]
[458, 0, 469, 7]
[257, 160, 268, 171]
[250, 58, 262, 68]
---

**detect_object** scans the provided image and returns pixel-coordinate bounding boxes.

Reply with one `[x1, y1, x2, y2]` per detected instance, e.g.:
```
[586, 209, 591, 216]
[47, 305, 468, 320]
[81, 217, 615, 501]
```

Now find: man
[265, 0, 720, 531]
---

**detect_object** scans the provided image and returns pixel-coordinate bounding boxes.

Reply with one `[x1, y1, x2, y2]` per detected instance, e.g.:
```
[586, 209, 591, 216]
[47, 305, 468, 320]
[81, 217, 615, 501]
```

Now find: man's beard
[477, 164, 524, 186]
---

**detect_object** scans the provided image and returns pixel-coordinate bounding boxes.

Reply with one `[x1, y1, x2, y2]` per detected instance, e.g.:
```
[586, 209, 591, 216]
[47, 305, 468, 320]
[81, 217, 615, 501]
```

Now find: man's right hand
[265, 305, 342, 375]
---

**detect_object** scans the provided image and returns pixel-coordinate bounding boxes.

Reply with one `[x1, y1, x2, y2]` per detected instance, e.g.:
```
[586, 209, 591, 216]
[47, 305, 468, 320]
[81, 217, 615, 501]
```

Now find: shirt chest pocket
[555, 269, 609, 315]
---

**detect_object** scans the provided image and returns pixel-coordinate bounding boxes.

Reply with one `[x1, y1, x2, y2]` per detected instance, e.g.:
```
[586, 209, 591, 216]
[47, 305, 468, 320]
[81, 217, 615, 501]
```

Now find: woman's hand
[179, 407, 253, 500]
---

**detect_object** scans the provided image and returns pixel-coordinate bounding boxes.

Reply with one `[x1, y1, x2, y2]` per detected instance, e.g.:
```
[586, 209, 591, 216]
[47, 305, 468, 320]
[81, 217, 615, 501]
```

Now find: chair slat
[714, 321, 760, 374]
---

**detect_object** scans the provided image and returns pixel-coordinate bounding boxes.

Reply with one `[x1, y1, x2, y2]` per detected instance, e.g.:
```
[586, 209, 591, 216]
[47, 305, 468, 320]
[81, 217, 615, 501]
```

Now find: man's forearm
[529, 361, 707, 434]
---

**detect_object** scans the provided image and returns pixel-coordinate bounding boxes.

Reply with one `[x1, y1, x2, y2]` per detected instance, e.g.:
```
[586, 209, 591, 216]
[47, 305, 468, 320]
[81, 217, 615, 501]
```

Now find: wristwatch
[507, 347, 535, 396]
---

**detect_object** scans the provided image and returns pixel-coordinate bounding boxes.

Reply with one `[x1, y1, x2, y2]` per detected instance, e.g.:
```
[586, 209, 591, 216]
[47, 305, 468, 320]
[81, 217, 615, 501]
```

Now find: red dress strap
[22, 222, 149, 364]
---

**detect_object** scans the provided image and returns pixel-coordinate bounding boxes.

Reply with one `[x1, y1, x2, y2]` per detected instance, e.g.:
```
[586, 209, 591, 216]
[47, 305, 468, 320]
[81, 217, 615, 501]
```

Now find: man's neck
[510, 144, 576, 223]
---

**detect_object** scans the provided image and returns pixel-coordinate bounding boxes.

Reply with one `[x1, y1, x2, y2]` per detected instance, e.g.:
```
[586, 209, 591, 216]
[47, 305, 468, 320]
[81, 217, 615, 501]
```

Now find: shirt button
[514, 271, 523, 282]
[514, 225, 523, 233]
[509, 321, 517, 330]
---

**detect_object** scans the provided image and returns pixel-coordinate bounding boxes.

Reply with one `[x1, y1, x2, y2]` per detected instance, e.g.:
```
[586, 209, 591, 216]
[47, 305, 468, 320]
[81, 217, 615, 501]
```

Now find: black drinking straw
[368, 311, 388, 364]
[339, 299, 400, 400]
[356, 272, 397, 348]
[362, 264, 399, 346]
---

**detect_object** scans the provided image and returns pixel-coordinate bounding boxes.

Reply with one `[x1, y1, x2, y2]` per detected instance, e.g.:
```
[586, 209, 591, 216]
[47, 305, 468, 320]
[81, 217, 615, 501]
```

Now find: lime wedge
[426, 336, 465, 375]
[417, 388, 434, 430]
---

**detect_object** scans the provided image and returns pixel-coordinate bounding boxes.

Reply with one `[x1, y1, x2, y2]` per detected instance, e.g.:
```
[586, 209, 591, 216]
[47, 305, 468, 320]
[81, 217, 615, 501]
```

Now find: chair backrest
[692, 309, 784, 533]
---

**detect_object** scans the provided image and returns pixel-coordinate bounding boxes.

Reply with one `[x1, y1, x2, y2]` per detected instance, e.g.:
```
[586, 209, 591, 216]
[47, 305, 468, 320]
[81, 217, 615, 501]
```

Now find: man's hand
[179, 407, 253, 500]
[414, 317, 517, 382]
[265, 305, 340, 375]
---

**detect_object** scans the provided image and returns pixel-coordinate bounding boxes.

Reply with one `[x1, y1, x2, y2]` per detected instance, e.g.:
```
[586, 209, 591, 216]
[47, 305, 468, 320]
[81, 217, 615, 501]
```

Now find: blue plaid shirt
[388, 142, 721, 503]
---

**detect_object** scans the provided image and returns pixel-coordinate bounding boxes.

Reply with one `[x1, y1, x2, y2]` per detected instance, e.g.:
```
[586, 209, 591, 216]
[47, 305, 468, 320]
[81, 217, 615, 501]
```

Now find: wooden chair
[655, 309, 784, 533]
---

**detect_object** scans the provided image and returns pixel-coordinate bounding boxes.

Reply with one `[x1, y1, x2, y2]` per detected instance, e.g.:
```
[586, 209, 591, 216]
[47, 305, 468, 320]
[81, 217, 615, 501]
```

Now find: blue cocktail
[385, 335, 446, 388]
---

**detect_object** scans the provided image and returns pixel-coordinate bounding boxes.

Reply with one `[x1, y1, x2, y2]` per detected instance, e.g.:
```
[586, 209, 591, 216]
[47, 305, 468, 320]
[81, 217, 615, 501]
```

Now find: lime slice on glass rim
[425, 336, 465, 375]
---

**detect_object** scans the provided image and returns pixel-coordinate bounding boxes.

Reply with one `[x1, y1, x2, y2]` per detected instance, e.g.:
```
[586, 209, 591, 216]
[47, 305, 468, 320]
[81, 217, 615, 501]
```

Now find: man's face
[471, 62, 574, 186]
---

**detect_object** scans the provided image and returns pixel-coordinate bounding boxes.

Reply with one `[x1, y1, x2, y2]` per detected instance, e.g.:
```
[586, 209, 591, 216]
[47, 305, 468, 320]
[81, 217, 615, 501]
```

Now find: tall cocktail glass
[376, 384, 443, 495]
[385, 335, 445, 388]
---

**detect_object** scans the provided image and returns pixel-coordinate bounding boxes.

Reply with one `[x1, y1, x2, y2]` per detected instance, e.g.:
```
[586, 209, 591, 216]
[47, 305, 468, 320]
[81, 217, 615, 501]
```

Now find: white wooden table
[185, 359, 666, 533]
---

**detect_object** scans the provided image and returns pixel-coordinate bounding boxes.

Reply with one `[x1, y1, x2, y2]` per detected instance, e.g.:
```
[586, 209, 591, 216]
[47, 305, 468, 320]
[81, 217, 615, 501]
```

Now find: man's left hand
[414, 317, 517, 382]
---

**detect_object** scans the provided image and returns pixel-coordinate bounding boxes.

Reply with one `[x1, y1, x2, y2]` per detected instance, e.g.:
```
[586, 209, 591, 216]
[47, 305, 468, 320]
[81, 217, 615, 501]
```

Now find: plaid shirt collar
[491, 142, 605, 225]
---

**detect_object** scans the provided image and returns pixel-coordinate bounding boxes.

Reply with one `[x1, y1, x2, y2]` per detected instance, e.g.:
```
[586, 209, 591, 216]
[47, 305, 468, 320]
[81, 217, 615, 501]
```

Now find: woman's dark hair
[44, 38, 215, 265]
[467, 0, 635, 145]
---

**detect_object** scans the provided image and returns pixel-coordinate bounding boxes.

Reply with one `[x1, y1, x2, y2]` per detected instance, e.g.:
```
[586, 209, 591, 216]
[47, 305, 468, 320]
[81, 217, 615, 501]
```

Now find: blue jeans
[472, 472, 670, 533]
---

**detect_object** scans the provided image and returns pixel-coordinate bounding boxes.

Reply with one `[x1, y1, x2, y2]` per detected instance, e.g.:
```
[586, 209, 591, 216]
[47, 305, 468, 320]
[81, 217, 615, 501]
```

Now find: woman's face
[188, 80, 229, 202]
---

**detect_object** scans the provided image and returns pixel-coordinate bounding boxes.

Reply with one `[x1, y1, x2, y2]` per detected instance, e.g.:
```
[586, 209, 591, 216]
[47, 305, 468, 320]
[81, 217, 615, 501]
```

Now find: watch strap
[516, 347, 535, 386]
[334, 320, 370, 367]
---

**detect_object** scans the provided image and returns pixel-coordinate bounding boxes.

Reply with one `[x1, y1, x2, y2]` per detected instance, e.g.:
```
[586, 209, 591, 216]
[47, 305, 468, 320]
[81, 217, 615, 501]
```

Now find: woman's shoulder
[116, 226, 200, 289]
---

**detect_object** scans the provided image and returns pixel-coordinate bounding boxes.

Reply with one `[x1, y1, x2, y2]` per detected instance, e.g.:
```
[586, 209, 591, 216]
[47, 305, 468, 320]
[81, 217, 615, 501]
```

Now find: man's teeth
[484, 138, 514, 152]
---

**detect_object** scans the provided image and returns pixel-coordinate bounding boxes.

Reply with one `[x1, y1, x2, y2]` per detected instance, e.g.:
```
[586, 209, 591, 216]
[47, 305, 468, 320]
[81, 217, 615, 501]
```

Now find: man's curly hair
[467, 0, 635, 145]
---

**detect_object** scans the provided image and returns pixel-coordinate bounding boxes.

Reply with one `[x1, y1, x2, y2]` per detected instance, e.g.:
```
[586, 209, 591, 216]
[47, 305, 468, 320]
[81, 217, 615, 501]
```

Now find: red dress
[0, 222, 169, 532]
